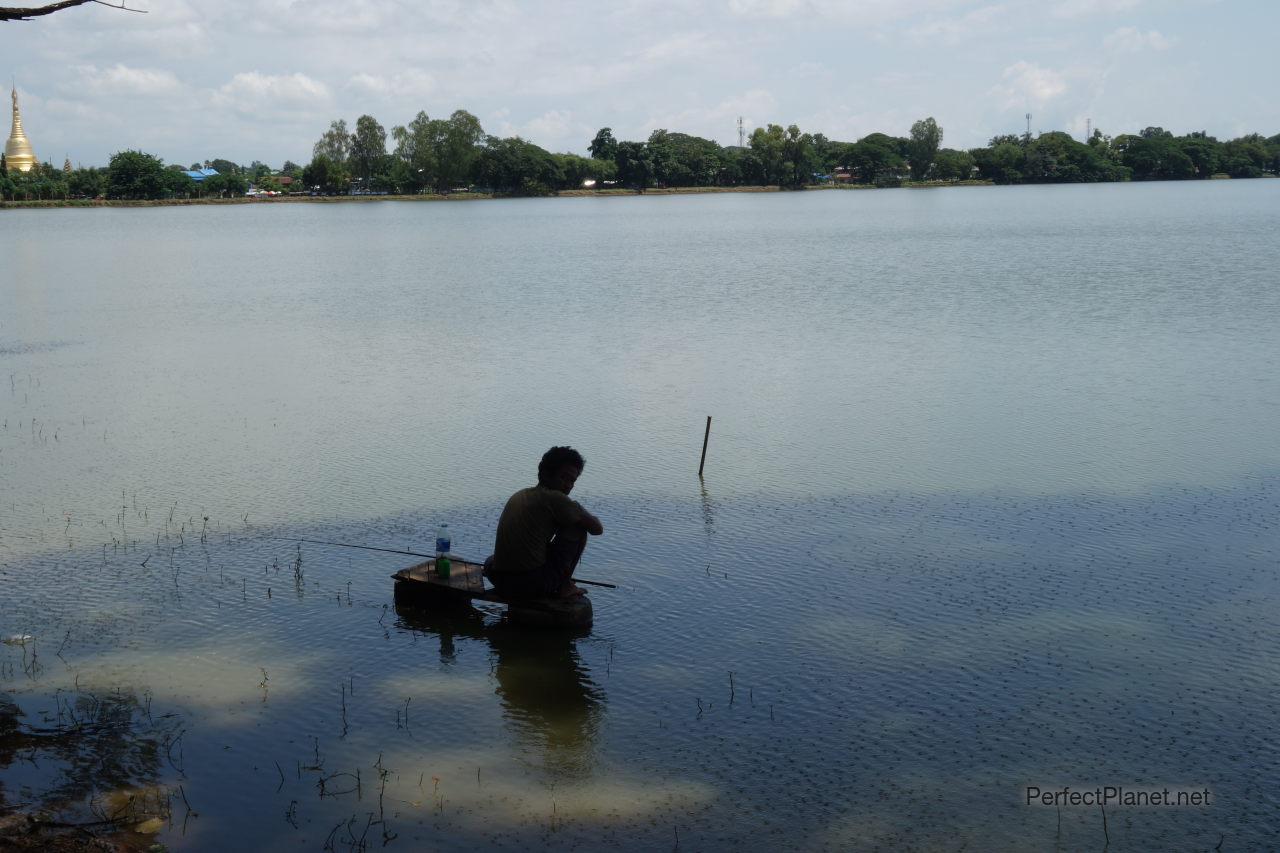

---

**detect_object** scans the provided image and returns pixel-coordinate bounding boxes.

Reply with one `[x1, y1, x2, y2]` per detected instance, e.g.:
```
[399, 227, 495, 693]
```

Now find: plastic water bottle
[435, 524, 452, 579]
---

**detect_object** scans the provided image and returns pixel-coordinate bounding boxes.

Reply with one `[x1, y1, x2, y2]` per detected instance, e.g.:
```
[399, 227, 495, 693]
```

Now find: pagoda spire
[5, 87, 38, 173]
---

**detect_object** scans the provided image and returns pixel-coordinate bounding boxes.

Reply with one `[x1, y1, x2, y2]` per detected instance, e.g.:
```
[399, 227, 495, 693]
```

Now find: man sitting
[485, 446, 604, 600]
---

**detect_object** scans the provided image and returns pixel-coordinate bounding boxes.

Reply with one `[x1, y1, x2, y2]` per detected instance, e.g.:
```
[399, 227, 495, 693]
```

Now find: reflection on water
[0, 685, 182, 846]
[394, 601, 604, 779]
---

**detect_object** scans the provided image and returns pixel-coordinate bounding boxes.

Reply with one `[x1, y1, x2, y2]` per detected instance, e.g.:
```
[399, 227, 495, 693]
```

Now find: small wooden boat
[391, 558, 593, 629]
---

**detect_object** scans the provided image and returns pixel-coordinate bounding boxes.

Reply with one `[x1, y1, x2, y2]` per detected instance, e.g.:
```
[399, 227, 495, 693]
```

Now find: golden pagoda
[5, 87, 37, 173]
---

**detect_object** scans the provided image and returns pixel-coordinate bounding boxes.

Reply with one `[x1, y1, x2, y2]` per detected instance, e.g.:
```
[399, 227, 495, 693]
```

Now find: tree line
[971, 127, 1277, 183]
[298, 112, 1278, 193]
[0, 149, 319, 201]
[3, 112, 1277, 202]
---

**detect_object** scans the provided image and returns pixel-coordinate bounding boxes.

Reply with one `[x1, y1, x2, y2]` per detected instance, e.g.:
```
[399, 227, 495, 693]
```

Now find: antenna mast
[737, 116, 745, 147]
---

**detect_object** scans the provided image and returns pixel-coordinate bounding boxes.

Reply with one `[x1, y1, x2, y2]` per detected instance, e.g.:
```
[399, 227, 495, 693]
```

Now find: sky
[3, 0, 1275, 170]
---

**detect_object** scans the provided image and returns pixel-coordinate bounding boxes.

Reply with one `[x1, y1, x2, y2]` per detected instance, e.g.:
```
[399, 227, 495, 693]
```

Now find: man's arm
[581, 511, 604, 536]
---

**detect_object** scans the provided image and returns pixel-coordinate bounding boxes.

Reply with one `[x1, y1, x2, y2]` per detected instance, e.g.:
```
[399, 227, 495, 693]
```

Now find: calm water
[2, 182, 1279, 851]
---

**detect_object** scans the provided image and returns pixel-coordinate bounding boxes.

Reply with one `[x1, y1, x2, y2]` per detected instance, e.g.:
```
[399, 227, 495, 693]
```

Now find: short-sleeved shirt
[491, 485, 589, 574]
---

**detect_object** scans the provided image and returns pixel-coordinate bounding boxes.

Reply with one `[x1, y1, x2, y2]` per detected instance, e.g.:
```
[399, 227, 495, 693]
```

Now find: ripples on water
[2, 181, 1279, 850]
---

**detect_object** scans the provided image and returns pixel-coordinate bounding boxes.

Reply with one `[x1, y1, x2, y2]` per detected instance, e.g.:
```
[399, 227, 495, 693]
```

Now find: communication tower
[1025, 112, 1032, 139]
[737, 117, 745, 147]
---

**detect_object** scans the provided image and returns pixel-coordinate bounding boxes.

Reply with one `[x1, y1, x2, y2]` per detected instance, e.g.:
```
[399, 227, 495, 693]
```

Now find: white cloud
[637, 32, 726, 62]
[1052, 0, 1142, 19]
[70, 64, 184, 97]
[789, 61, 829, 80]
[346, 70, 437, 99]
[213, 72, 331, 120]
[645, 89, 779, 144]
[727, 0, 806, 18]
[989, 61, 1068, 109]
[874, 70, 931, 87]
[1103, 26, 1174, 53]
[905, 4, 1008, 44]
[729, 0, 966, 26]
[524, 109, 574, 139]
[265, 0, 392, 32]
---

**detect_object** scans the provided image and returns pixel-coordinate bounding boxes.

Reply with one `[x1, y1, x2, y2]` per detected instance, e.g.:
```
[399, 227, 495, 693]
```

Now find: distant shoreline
[0, 181, 1005, 210]
[7, 176, 1270, 210]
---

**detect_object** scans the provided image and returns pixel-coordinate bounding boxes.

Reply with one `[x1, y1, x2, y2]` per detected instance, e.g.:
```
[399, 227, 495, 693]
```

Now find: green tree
[781, 124, 818, 187]
[661, 132, 724, 187]
[861, 132, 907, 156]
[67, 166, 106, 198]
[645, 129, 728, 187]
[554, 152, 615, 189]
[823, 141, 859, 182]
[6, 162, 70, 200]
[349, 114, 387, 187]
[1021, 131, 1127, 182]
[614, 139, 653, 191]
[645, 129, 677, 186]
[970, 140, 1025, 184]
[437, 110, 485, 192]
[313, 119, 350, 168]
[1222, 135, 1268, 178]
[165, 170, 196, 198]
[391, 110, 438, 193]
[808, 133, 833, 176]
[1177, 134, 1223, 177]
[987, 134, 1024, 148]
[931, 148, 974, 181]
[1266, 134, 1280, 173]
[472, 135, 563, 195]
[105, 150, 171, 200]
[207, 158, 240, 175]
[848, 134, 905, 184]
[1112, 133, 1194, 180]
[302, 153, 348, 194]
[202, 172, 248, 197]
[906, 117, 943, 181]
[719, 145, 762, 186]
[588, 127, 618, 163]
[391, 109, 484, 193]
[381, 157, 417, 194]
[748, 124, 787, 186]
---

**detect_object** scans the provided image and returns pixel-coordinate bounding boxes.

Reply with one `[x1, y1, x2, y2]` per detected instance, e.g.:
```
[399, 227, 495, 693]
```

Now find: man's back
[491, 484, 589, 574]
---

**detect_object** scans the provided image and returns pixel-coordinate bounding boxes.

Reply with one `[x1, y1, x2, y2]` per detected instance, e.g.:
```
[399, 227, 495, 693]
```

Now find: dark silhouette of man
[485, 446, 604, 600]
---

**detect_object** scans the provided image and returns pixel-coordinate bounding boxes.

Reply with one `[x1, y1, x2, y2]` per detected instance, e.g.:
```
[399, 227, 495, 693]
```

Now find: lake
[2, 181, 1279, 851]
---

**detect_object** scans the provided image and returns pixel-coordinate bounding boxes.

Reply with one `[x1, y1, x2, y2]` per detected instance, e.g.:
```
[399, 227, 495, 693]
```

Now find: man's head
[538, 446, 585, 494]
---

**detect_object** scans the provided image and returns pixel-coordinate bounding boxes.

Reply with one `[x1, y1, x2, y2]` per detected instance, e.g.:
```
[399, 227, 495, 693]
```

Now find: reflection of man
[487, 622, 603, 778]
[485, 446, 604, 600]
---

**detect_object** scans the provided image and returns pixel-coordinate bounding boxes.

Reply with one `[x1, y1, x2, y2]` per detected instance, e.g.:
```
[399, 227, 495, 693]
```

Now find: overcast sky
[4, 0, 1275, 170]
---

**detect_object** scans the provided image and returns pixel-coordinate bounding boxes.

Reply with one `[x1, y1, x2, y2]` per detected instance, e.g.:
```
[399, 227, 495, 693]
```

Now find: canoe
[391, 558, 592, 629]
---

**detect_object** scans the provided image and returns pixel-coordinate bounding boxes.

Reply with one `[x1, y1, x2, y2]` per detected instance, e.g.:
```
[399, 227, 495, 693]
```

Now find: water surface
[2, 181, 1279, 850]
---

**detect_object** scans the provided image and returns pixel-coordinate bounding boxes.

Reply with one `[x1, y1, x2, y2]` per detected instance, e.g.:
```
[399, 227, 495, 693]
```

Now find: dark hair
[538, 446, 585, 484]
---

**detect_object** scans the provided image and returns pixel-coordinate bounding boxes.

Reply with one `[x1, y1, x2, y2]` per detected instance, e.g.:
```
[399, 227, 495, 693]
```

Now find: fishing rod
[275, 538, 618, 589]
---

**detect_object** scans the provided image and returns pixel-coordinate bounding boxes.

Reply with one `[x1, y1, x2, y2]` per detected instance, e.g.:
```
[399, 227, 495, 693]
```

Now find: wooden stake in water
[698, 415, 712, 476]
